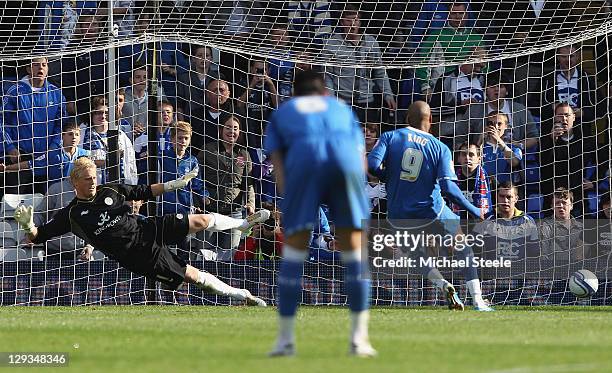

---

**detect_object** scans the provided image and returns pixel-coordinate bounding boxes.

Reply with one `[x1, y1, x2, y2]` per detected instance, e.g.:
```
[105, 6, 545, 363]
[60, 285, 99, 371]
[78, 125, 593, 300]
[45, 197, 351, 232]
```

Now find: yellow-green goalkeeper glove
[14, 205, 35, 234]
[163, 167, 198, 192]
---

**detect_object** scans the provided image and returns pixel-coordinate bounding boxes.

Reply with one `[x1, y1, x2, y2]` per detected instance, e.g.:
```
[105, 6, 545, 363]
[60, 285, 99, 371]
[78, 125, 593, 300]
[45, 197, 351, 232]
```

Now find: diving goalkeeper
[14, 157, 268, 306]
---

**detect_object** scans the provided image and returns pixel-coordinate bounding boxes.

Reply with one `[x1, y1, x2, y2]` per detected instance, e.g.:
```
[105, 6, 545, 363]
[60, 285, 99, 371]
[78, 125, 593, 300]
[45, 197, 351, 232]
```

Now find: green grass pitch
[1, 306, 611, 372]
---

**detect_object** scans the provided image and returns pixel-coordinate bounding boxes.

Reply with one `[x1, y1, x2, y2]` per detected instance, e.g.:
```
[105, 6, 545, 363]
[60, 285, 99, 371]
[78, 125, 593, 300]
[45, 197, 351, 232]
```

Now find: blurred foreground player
[13, 157, 268, 306]
[368, 101, 493, 311]
[265, 71, 375, 357]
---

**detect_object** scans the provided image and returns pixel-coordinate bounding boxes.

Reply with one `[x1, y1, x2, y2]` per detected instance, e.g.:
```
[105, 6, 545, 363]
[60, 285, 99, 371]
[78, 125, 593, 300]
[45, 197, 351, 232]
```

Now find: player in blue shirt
[264, 71, 375, 357]
[368, 101, 493, 311]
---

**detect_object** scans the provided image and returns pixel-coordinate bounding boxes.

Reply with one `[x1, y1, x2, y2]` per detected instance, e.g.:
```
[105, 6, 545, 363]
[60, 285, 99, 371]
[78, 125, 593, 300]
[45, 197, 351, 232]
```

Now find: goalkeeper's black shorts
[120, 213, 191, 290]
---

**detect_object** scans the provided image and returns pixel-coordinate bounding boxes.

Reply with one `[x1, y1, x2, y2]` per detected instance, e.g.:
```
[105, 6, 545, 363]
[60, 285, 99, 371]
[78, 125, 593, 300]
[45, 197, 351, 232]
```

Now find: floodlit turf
[1, 306, 611, 373]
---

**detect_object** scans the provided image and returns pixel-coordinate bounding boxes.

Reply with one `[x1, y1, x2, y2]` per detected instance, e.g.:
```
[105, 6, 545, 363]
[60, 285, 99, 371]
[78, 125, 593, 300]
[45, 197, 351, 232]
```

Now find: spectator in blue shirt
[482, 111, 522, 186]
[1, 56, 67, 194]
[286, 0, 333, 44]
[0, 120, 90, 191]
[159, 121, 207, 215]
[133, 100, 176, 184]
[266, 25, 296, 104]
[2, 57, 66, 160]
[37, 0, 98, 50]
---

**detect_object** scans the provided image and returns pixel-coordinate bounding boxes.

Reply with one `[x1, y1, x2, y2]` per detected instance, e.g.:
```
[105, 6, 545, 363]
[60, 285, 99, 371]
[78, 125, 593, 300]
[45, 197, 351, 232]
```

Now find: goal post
[0, 1, 611, 306]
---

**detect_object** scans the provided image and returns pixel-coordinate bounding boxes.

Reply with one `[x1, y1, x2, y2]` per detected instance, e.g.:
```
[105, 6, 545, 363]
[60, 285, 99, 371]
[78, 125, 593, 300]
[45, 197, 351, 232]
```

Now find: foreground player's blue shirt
[264, 95, 364, 168]
[368, 126, 457, 218]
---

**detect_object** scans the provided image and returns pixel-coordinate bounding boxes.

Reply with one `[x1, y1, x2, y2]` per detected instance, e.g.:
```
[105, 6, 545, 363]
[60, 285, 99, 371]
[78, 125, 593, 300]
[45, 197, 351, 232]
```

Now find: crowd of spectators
[0, 1, 611, 267]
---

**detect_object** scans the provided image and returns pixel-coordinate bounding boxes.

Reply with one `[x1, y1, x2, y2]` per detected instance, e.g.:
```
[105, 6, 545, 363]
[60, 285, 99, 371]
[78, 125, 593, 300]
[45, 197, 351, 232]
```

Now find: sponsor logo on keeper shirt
[97, 212, 110, 226]
[94, 215, 122, 236]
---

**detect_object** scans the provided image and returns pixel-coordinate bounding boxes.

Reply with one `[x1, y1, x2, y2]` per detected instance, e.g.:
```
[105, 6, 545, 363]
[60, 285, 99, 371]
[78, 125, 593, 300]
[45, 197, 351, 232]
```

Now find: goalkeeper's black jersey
[34, 184, 155, 258]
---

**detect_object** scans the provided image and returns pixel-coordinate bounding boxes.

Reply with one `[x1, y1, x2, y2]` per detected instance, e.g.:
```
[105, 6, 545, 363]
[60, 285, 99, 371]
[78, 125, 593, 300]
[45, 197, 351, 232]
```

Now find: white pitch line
[486, 363, 602, 373]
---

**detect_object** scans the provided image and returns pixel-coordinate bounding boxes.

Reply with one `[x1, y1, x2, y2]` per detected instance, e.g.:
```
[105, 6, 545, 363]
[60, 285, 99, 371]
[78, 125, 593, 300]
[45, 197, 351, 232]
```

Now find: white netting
[0, 1, 611, 306]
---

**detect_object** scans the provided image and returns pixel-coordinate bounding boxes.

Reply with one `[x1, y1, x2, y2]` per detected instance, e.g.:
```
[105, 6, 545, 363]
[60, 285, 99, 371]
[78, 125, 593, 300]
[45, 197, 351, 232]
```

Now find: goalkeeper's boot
[349, 341, 378, 358]
[269, 342, 296, 357]
[444, 283, 465, 311]
[243, 289, 267, 307]
[240, 209, 271, 233]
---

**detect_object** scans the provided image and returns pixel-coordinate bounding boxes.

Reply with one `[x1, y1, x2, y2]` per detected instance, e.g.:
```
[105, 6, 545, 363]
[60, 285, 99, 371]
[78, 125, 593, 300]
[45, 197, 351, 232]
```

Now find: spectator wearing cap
[466, 72, 539, 151]
[429, 46, 486, 149]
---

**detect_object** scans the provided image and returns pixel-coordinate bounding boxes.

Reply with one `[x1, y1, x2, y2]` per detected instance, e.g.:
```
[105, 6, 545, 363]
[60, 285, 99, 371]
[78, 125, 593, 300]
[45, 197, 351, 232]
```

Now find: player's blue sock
[277, 245, 307, 317]
[342, 251, 370, 313]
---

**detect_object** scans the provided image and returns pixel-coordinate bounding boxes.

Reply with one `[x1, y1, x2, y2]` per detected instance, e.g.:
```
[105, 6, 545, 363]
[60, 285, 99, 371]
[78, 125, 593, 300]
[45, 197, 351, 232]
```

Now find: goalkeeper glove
[163, 167, 198, 192]
[14, 205, 35, 234]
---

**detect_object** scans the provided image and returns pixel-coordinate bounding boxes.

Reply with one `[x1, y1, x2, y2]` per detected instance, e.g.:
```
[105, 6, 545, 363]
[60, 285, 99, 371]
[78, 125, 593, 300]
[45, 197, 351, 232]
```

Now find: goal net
[0, 1, 611, 306]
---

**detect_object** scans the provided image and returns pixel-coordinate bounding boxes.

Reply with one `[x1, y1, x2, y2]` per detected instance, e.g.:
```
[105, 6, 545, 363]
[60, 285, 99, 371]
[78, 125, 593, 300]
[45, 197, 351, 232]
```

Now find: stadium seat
[0, 221, 17, 248]
[0, 248, 28, 261]
[523, 164, 541, 194]
[0, 193, 44, 217]
[526, 194, 544, 218]
[586, 192, 600, 216]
